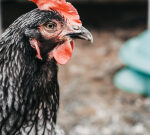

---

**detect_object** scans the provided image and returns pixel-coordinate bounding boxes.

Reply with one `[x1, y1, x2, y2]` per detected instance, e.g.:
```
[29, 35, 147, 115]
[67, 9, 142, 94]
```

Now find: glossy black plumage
[0, 9, 63, 135]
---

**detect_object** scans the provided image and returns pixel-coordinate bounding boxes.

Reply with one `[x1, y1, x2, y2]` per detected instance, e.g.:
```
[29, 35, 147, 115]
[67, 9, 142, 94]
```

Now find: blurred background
[1, 0, 150, 135]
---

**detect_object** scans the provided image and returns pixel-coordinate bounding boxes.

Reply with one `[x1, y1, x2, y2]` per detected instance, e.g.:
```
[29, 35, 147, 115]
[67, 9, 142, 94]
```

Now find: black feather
[0, 8, 63, 135]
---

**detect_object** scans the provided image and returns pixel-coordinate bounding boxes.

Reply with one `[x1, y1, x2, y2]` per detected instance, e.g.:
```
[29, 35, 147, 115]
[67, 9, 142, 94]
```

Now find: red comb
[30, 0, 82, 26]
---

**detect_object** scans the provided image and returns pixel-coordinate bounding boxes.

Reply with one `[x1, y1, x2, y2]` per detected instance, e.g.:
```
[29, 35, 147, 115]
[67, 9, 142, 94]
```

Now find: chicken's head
[25, 0, 93, 65]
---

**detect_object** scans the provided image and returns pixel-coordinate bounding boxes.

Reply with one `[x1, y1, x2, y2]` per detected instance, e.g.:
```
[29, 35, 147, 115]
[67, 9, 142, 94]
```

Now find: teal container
[114, 30, 150, 96]
[120, 30, 150, 74]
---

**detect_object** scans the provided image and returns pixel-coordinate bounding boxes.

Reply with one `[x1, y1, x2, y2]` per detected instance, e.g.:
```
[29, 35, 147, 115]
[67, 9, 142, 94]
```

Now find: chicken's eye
[45, 22, 57, 31]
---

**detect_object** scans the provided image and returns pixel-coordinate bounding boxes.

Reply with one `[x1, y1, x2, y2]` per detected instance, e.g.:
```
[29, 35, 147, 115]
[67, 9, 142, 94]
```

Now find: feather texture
[0, 9, 60, 135]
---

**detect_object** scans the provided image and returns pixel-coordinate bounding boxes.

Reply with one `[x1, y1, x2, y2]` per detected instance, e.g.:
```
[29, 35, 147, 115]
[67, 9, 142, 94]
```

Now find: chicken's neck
[23, 60, 60, 135]
[0, 33, 60, 134]
[20, 47, 60, 134]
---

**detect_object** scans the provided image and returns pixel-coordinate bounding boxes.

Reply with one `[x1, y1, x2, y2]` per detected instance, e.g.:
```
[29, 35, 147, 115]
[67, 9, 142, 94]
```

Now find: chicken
[0, 0, 93, 134]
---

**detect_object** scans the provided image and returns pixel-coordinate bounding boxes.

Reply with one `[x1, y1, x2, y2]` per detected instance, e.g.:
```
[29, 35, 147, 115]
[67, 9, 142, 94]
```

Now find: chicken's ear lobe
[29, 39, 43, 60]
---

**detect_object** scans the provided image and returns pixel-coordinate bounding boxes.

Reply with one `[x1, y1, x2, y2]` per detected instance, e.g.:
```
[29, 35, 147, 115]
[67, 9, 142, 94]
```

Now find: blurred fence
[1, 0, 147, 30]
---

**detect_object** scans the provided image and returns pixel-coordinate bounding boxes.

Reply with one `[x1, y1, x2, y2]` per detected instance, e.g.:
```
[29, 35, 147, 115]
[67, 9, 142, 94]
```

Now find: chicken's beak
[67, 26, 93, 43]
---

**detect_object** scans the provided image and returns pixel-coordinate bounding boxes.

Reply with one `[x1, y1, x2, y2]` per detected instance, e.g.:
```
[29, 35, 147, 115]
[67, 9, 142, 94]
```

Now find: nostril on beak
[67, 26, 93, 43]
[73, 25, 80, 31]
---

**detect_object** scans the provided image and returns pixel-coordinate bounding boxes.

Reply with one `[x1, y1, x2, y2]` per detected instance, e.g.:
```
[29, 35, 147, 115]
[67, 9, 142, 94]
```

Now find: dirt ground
[57, 28, 150, 135]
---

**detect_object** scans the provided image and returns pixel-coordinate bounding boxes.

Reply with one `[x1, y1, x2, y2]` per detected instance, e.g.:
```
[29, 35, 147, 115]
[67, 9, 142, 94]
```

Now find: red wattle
[52, 41, 74, 65]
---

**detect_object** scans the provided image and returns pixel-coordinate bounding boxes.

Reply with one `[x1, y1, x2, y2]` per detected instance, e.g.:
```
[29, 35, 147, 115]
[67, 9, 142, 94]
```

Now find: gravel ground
[56, 28, 150, 135]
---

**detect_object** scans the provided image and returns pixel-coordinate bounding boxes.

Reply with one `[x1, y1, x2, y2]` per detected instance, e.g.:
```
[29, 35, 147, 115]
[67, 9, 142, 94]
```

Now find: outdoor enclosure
[0, 0, 150, 135]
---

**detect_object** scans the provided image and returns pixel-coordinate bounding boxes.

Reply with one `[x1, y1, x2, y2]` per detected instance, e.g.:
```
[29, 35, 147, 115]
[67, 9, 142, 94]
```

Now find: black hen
[0, 1, 93, 135]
